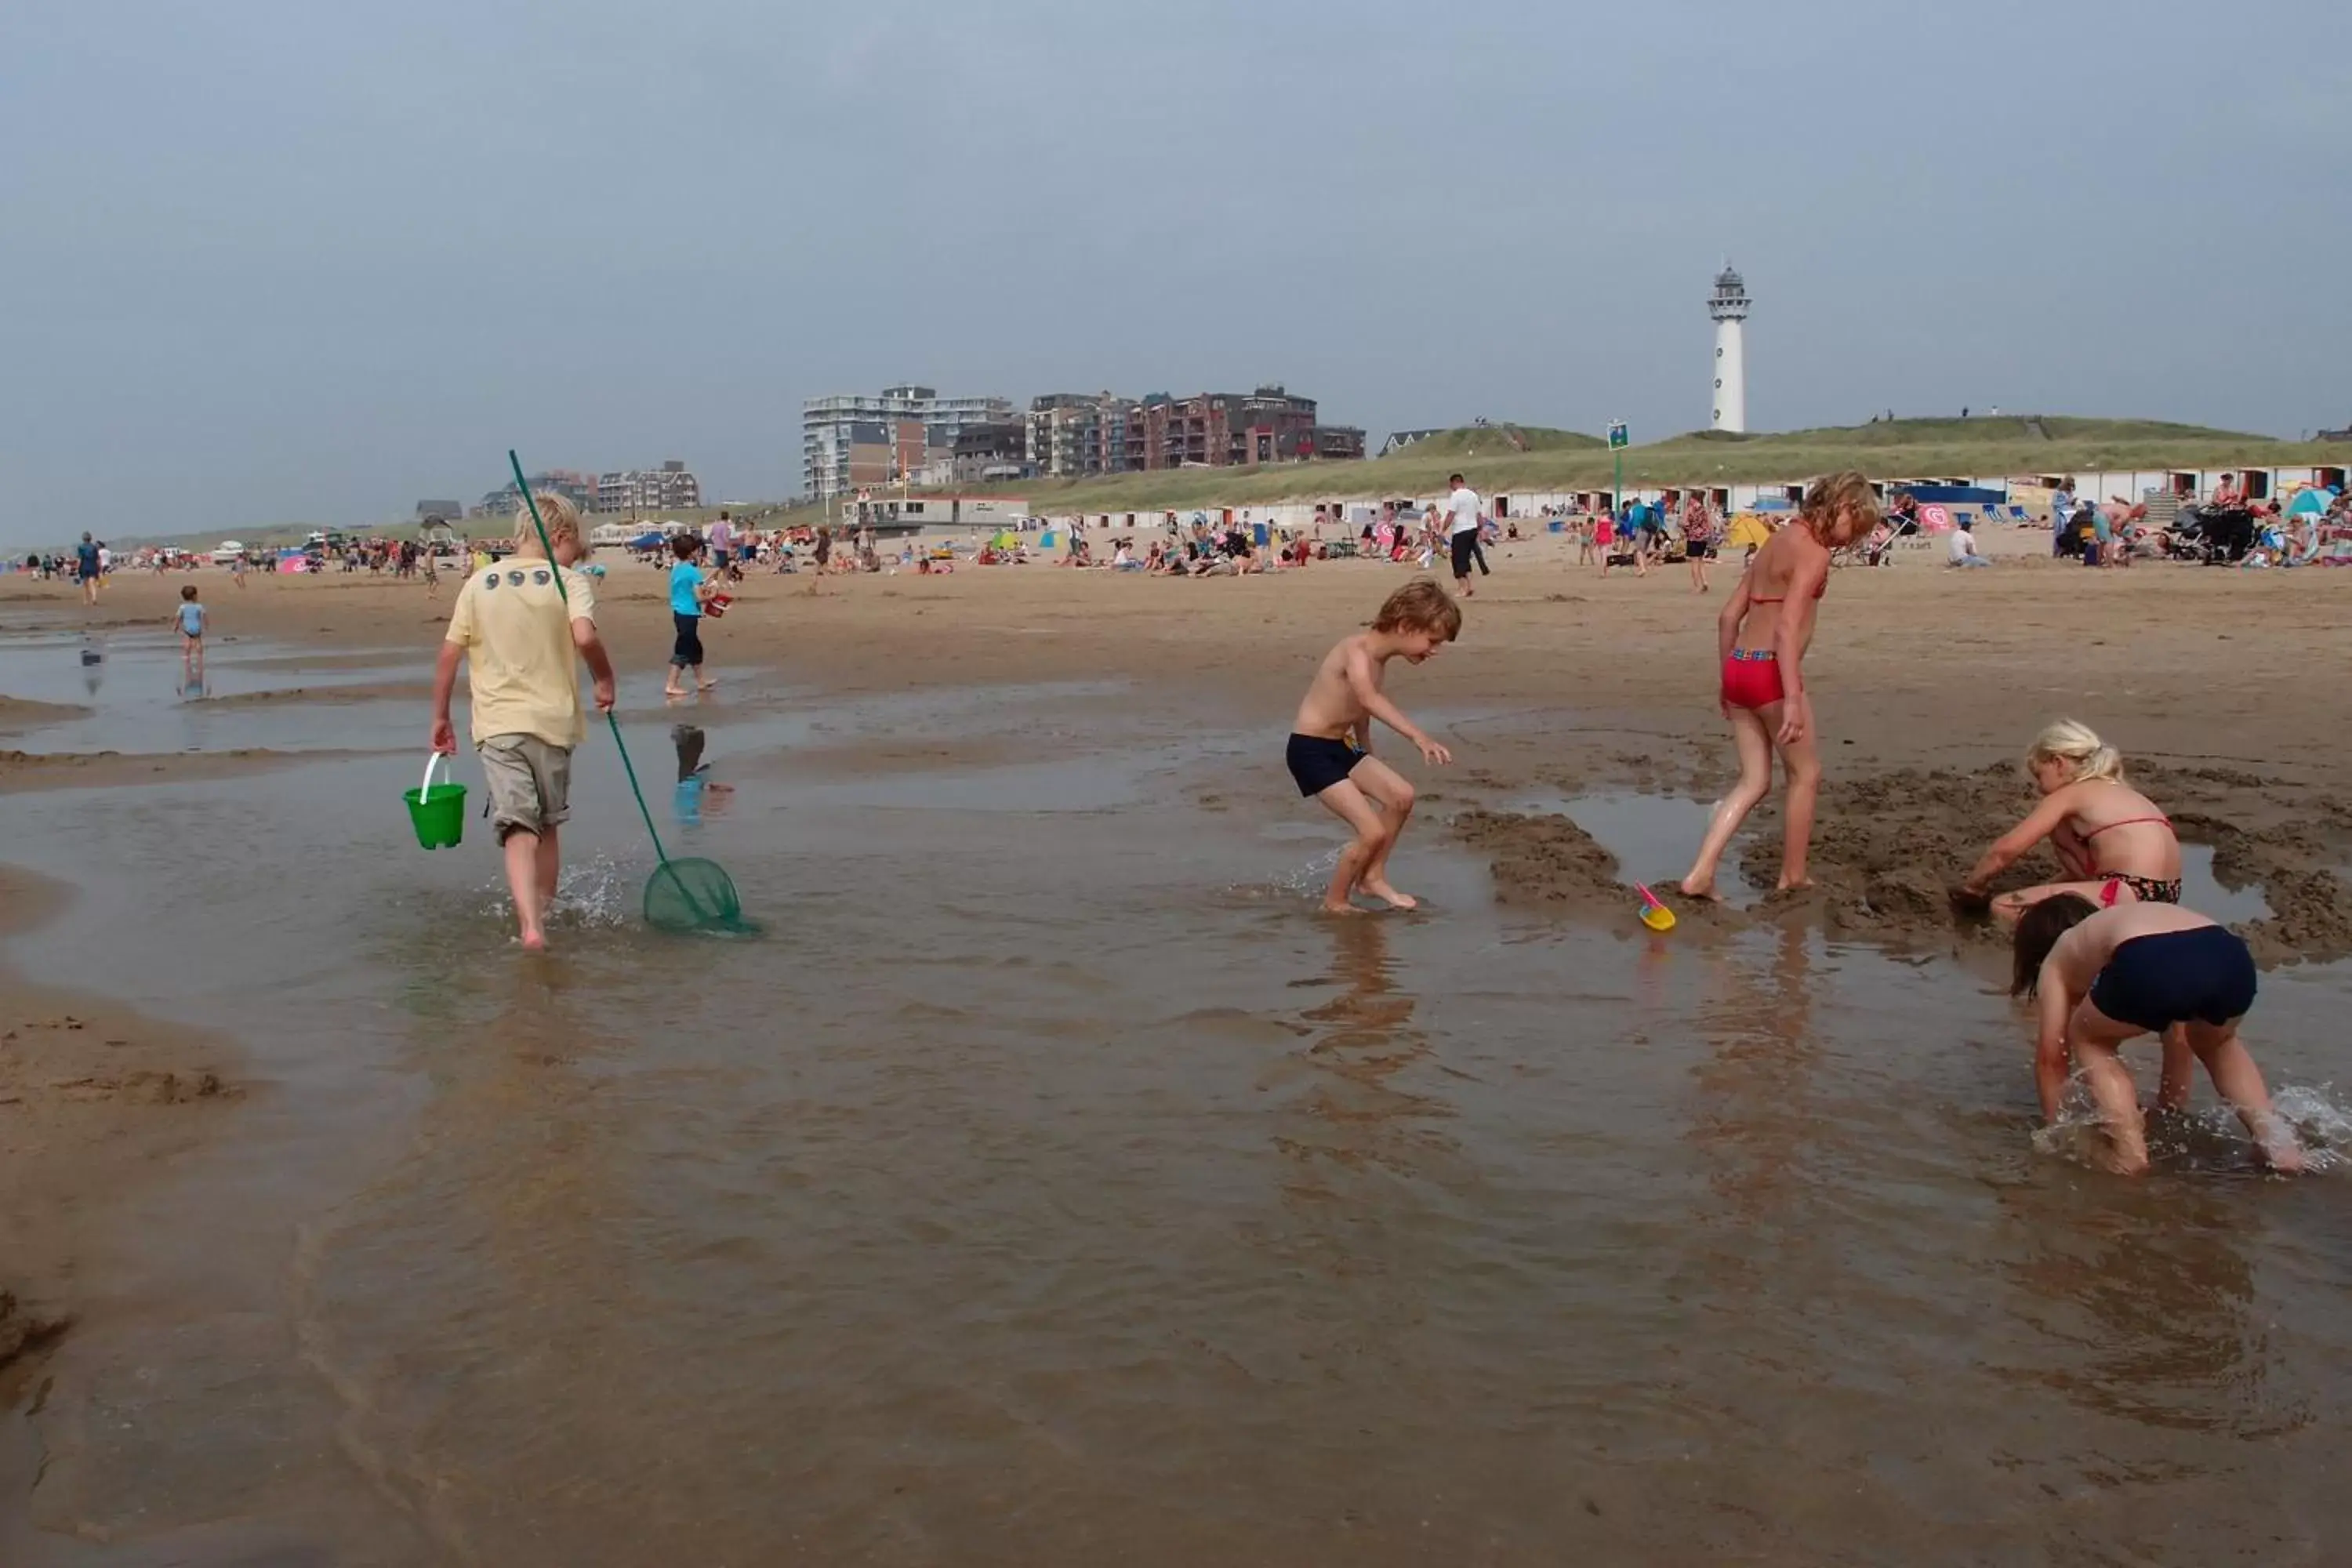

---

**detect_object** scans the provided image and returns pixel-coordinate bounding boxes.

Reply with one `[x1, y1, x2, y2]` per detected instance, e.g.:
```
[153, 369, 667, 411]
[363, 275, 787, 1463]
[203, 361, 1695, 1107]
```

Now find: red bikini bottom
[1721, 649, 1784, 710]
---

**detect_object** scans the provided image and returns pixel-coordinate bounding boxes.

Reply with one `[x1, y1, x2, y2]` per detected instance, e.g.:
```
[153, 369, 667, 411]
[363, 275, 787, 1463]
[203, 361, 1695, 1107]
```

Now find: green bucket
[405, 752, 466, 851]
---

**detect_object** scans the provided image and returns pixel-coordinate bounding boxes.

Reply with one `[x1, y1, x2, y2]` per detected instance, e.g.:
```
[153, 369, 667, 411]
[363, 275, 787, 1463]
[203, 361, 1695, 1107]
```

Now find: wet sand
[5, 555, 2352, 1563]
[0, 869, 243, 1396]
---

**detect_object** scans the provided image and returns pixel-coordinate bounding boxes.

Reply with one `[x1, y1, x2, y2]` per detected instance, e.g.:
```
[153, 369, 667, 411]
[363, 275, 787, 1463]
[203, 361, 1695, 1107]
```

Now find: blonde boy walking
[428, 495, 616, 949]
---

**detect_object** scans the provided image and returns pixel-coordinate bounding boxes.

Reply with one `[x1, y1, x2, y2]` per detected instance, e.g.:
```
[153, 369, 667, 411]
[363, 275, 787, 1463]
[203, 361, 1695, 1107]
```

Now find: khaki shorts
[477, 734, 572, 841]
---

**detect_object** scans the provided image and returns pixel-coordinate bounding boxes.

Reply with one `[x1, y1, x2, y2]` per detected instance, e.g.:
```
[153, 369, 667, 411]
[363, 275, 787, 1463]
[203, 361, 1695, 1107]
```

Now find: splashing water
[1261, 847, 1343, 901]
[2031, 1074, 2348, 1174]
[2274, 1083, 2350, 1173]
[471, 852, 634, 930]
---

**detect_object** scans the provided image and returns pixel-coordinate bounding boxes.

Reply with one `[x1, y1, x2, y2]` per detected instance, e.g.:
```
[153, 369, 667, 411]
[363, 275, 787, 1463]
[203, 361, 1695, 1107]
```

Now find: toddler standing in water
[1286, 580, 1460, 914]
[2012, 896, 2301, 1175]
[1681, 471, 1881, 900]
[174, 584, 206, 681]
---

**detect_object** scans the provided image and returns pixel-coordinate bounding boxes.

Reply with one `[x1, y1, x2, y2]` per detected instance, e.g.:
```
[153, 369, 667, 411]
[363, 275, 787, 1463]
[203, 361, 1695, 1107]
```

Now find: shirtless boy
[1287, 579, 1461, 914]
[2012, 896, 2302, 1176]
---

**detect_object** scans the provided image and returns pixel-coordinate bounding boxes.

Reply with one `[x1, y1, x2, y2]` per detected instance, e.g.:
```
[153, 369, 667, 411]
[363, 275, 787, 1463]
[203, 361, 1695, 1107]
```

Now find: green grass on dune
[1378, 424, 1607, 459]
[989, 417, 2328, 514]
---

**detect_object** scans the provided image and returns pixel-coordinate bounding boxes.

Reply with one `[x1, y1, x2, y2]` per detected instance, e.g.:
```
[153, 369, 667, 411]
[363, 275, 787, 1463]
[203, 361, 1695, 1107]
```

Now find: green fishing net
[641, 857, 757, 936]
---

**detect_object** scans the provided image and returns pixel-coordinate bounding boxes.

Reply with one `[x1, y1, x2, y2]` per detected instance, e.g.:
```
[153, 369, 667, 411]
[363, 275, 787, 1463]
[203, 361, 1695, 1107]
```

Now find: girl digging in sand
[1955, 720, 2181, 928]
[1287, 580, 1460, 914]
[2012, 896, 2301, 1176]
[1680, 471, 1882, 901]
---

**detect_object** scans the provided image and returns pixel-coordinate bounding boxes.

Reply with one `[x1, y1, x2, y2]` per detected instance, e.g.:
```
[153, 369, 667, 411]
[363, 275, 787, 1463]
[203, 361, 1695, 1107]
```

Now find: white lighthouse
[1708, 263, 1750, 434]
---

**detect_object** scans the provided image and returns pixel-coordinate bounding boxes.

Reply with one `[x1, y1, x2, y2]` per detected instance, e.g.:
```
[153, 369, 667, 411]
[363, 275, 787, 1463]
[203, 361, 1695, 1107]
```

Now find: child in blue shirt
[174, 584, 207, 680]
[664, 535, 717, 696]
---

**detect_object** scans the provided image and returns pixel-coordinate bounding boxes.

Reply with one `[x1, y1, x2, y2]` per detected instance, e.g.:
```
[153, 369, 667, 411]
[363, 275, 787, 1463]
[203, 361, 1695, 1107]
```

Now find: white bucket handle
[419, 750, 452, 802]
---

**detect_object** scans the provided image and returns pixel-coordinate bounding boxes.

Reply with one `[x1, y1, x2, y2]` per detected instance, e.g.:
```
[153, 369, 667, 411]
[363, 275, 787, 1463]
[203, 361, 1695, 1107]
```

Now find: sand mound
[1453, 809, 1625, 912]
[1733, 761, 2352, 963]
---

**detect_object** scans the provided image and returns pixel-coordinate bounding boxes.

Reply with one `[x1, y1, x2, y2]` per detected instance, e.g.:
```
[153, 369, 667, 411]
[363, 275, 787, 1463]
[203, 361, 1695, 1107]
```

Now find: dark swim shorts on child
[1286, 731, 1366, 797]
[2089, 925, 2258, 1033]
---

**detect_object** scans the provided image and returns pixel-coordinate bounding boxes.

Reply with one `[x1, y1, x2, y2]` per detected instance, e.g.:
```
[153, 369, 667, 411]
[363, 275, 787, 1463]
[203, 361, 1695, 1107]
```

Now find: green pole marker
[1608, 421, 1629, 518]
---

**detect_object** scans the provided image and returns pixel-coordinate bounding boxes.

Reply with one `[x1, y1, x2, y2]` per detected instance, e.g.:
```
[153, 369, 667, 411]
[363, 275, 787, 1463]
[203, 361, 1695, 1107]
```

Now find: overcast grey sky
[3, 0, 2346, 546]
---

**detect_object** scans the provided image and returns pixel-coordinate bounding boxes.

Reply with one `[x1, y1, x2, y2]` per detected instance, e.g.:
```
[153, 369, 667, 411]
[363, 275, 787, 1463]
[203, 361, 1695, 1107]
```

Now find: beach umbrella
[2285, 488, 2334, 517]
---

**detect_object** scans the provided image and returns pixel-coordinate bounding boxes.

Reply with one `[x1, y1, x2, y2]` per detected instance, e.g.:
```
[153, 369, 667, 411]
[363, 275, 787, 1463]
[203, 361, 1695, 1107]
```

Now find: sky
[3, 0, 2347, 546]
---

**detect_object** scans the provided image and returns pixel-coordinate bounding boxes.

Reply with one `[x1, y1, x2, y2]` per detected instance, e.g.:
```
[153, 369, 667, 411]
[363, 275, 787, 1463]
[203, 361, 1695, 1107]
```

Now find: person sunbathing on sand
[1286, 580, 1459, 914]
[2012, 896, 2300, 1176]
[1956, 720, 2180, 928]
[1680, 472, 1882, 901]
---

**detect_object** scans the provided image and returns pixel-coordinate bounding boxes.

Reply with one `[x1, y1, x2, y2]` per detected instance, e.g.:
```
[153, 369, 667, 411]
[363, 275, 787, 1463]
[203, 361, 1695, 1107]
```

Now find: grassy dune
[984, 416, 2336, 514]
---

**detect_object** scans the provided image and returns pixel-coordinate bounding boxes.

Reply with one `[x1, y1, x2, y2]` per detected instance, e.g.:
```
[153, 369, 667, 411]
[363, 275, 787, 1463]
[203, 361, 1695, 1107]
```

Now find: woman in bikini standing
[1681, 471, 1882, 900]
[1955, 720, 2181, 929]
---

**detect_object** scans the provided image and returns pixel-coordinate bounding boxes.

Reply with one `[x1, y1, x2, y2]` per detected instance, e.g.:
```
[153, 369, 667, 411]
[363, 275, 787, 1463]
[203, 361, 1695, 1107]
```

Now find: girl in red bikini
[1681, 472, 1882, 900]
[1956, 720, 2181, 928]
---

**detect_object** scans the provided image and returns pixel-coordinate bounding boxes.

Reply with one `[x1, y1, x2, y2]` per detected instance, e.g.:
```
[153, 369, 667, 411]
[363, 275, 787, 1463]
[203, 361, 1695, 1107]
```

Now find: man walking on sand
[75, 533, 101, 605]
[428, 494, 616, 951]
[1443, 472, 1483, 597]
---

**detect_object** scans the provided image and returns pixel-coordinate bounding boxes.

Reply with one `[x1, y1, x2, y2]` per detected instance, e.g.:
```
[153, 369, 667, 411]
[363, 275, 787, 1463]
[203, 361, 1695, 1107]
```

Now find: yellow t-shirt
[444, 559, 597, 747]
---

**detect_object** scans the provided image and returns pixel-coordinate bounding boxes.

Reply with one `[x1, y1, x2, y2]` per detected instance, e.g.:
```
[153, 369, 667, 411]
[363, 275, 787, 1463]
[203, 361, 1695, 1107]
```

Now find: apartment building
[1127, 386, 1323, 470]
[1026, 386, 1355, 475]
[596, 460, 703, 514]
[474, 468, 598, 518]
[803, 384, 1015, 499]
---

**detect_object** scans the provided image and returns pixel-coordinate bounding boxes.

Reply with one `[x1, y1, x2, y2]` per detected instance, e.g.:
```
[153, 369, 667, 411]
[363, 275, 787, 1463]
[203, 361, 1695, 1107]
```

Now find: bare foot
[1679, 876, 1723, 902]
[520, 929, 547, 952]
[1773, 877, 1815, 895]
[696, 679, 718, 691]
[1319, 898, 1364, 916]
[1361, 879, 1419, 911]
[2262, 1141, 2306, 1176]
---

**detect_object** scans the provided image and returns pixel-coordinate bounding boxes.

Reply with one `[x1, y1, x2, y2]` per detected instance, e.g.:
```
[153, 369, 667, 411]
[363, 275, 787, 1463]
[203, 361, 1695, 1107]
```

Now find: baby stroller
[2053, 506, 2094, 561]
[2169, 505, 2256, 564]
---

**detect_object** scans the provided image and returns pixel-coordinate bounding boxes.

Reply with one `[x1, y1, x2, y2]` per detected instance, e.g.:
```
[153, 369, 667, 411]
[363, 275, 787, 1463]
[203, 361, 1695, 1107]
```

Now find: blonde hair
[2027, 718, 2125, 783]
[1372, 579, 1462, 641]
[1801, 470, 1882, 546]
[510, 492, 583, 557]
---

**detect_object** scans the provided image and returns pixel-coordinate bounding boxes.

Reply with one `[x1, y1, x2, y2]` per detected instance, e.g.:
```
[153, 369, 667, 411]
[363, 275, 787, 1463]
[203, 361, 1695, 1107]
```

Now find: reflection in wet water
[5, 704, 2352, 1562]
[1992, 1182, 2305, 1438]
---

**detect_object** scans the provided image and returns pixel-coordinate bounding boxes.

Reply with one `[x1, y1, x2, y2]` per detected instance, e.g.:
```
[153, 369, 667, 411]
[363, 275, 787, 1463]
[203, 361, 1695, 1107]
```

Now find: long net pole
[508, 450, 681, 876]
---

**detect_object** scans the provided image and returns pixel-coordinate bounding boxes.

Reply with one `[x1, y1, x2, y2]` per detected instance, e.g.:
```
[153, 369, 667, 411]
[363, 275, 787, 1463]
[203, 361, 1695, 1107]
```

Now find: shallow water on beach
[9, 684, 2352, 1564]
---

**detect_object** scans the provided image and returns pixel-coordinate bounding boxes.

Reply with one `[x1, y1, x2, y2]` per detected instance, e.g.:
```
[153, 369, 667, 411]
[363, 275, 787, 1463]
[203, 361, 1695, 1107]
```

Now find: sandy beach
[5, 541, 2352, 1563]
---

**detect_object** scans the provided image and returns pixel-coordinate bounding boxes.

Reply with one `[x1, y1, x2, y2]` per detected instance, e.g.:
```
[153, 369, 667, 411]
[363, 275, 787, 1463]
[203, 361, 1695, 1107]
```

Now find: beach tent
[629, 531, 665, 551]
[2285, 487, 2336, 517]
